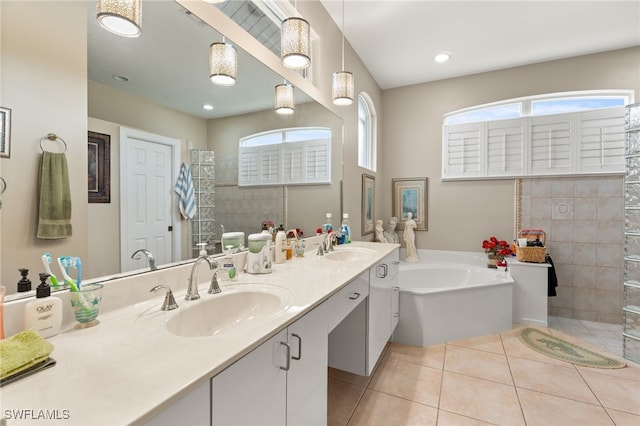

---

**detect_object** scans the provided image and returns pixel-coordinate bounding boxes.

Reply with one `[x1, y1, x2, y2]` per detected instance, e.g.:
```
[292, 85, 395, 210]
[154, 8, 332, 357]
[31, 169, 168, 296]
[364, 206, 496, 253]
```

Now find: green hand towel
[37, 151, 72, 239]
[0, 329, 54, 379]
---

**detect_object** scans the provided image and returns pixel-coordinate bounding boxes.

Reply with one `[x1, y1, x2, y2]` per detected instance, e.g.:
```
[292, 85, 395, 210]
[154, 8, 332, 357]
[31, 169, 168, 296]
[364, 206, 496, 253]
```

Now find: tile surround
[518, 175, 624, 323]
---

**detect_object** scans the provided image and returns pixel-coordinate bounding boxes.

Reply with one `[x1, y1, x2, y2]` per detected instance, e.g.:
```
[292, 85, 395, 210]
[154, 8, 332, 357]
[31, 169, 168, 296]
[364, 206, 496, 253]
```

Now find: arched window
[358, 93, 377, 171]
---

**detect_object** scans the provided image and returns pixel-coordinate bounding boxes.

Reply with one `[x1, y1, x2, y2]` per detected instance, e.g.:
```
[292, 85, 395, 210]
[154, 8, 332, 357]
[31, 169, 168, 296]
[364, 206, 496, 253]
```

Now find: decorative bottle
[339, 213, 351, 244]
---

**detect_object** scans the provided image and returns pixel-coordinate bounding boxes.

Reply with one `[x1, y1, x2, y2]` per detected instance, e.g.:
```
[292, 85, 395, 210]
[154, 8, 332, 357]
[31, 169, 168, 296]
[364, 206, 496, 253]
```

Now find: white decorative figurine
[384, 216, 399, 244]
[403, 212, 419, 262]
[374, 219, 388, 243]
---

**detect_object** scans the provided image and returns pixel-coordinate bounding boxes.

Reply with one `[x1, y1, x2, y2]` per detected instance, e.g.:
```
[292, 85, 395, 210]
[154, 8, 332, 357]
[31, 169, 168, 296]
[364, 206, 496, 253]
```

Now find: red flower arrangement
[482, 236, 512, 256]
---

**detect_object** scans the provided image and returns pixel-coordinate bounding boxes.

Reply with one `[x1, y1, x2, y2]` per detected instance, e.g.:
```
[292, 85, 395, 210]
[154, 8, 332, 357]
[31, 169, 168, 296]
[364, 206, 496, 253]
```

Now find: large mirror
[1, 0, 343, 298]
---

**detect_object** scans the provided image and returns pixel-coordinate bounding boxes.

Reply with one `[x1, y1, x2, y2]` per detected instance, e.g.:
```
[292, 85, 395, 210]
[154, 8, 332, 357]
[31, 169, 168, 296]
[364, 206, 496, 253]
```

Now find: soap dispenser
[274, 225, 287, 264]
[24, 273, 63, 338]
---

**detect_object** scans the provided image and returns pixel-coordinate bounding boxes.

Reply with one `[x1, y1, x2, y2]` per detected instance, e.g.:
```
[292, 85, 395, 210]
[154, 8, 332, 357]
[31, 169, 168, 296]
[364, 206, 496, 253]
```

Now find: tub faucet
[131, 249, 157, 271]
[186, 256, 215, 301]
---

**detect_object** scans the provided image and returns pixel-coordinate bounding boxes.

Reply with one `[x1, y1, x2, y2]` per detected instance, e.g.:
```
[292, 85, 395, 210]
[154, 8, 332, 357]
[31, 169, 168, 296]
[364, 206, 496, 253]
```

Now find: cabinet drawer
[326, 274, 369, 332]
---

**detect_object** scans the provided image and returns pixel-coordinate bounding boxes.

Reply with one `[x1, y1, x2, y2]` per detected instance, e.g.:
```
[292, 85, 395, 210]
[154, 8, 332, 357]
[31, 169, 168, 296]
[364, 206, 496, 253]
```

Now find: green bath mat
[518, 327, 626, 369]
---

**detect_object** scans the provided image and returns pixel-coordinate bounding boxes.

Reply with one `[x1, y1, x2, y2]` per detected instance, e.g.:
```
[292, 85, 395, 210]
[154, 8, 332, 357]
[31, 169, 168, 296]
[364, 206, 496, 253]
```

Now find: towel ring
[0, 177, 6, 195]
[40, 133, 68, 153]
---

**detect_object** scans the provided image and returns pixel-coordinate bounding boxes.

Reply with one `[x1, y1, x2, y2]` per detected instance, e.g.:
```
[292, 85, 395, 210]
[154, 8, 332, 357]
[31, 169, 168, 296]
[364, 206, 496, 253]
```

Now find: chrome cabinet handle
[291, 333, 302, 361]
[393, 286, 400, 291]
[377, 263, 388, 278]
[348, 292, 361, 300]
[279, 342, 290, 371]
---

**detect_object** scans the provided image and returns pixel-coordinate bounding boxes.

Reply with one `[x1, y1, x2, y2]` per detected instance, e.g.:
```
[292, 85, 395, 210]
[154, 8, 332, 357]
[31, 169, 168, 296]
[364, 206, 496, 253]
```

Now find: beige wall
[88, 81, 208, 273]
[1, 1, 88, 291]
[380, 47, 640, 253]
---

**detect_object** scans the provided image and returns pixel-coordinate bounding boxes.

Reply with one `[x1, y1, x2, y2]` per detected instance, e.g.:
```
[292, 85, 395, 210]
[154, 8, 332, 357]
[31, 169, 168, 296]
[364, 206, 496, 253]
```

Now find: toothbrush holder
[70, 283, 103, 329]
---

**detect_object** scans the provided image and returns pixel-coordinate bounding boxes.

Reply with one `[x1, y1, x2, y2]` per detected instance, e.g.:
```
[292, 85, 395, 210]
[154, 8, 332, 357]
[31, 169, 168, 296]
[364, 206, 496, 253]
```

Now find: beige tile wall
[519, 176, 623, 324]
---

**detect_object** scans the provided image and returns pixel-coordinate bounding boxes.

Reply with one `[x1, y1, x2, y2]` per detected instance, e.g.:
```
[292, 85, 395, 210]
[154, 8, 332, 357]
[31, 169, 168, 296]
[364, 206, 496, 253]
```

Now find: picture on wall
[0, 107, 12, 158]
[392, 177, 428, 231]
[362, 173, 375, 235]
[88, 131, 111, 203]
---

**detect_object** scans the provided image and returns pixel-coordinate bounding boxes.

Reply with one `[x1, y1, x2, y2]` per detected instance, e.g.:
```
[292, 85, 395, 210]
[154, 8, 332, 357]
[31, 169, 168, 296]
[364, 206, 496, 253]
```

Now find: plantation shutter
[442, 122, 483, 178]
[529, 114, 573, 175]
[579, 107, 625, 173]
[486, 118, 525, 176]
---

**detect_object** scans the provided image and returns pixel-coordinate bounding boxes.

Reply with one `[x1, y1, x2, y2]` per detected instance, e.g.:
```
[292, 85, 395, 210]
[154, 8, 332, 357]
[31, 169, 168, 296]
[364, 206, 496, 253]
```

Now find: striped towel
[174, 163, 197, 220]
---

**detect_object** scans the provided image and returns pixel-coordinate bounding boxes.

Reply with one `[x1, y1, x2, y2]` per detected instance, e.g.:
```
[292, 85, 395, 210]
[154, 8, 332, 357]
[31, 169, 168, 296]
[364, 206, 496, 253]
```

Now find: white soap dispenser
[24, 273, 62, 338]
[274, 224, 287, 264]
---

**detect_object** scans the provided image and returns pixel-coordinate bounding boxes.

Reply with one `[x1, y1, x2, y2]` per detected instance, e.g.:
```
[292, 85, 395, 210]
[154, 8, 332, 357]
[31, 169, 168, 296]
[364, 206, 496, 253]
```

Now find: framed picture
[88, 131, 111, 203]
[392, 177, 428, 231]
[362, 173, 375, 235]
[0, 107, 12, 158]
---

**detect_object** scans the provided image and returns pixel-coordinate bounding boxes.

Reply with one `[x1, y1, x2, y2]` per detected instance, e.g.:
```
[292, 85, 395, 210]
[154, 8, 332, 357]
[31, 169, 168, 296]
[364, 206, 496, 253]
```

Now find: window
[358, 93, 377, 171]
[442, 90, 634, 180]
[445, 90, 633, 125]
[238, 127, 331, 186]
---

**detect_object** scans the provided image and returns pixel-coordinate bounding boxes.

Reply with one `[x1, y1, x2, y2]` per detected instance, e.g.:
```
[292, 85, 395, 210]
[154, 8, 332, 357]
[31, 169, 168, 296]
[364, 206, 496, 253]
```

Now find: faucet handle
[208, 270, 222, 294]
[150, 285, 179, 311]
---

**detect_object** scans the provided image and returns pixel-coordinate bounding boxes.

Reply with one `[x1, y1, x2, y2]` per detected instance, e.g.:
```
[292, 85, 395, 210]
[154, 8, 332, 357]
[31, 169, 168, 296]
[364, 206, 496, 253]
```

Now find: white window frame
[358, 92, 377, 172]
[238, 127, 331, 186]
[442, 90, 634, 180]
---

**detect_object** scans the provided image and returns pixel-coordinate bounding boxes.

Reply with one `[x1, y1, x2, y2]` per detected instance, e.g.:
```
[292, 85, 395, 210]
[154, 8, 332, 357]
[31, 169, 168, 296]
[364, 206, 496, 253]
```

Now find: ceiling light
[209, 39, 237, 86]
[275, 83, 295, 115]
[281, 1, 310, 70]
[96, 0, 142, 38]
[434, 52, 452, 63]
[332, 0, 354, 106]
[202, 104, 214, 110]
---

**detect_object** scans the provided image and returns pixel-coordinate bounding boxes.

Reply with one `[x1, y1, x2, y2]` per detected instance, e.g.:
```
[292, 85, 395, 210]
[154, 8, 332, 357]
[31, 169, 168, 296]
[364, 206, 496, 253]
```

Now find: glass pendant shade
[281, 17, 311, 69]
[96, 0, 142, 38]
[209, 42, 237, 86]
[275, 84, 295, 115]
[332, 71, 354, 106]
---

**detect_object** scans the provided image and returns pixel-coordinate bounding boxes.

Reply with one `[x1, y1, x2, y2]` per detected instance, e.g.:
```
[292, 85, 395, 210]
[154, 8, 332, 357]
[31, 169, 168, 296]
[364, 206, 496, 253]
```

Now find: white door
[120, 128, 181, 272]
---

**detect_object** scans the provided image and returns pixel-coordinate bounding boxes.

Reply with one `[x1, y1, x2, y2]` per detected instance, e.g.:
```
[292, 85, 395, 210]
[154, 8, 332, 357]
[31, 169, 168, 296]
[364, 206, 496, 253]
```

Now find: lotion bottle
[274, 225, 286, 264]
[24, 273, 62, 338]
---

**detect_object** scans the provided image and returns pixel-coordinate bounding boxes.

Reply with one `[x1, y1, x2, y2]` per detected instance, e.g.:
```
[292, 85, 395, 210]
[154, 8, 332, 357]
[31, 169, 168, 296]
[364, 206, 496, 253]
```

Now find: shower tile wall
[520, 176, 624, 324]
[214, 154, 285, 252]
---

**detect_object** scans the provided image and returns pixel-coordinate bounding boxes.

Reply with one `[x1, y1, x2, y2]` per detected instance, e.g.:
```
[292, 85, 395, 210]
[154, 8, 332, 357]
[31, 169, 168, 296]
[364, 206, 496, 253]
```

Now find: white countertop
[1, 241, 398, 425]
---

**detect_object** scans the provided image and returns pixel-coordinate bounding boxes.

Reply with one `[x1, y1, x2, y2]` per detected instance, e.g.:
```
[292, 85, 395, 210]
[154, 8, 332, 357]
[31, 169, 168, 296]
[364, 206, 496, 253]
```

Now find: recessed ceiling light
[202, 104, 214, 110]
[434, 52, 452, 63]
[112, 74, 130, 82]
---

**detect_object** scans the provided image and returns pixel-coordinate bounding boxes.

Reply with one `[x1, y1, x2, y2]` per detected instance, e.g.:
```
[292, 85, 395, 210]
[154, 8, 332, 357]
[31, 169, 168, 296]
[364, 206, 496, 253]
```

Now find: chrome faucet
[186, 256, 215, 301]
[131, 249, 157, 271]
[149, 285, 179, 311]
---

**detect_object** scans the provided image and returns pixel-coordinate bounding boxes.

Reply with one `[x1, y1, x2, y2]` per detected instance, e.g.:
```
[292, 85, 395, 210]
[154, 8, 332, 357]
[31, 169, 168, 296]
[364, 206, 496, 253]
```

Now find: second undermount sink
[166, 285, 292, 338]
[324, 247, 377, 262]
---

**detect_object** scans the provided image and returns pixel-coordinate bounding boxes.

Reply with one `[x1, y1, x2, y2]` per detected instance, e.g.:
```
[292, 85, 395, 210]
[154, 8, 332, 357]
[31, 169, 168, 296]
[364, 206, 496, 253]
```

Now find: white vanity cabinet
[328, 248, 400, 376]
[143, 380, 210, 425]
[211, 303, 328, 426]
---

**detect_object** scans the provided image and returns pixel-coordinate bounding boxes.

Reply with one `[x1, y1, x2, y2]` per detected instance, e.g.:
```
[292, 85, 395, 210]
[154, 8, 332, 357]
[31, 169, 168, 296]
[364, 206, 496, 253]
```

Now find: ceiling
[319, 1, 640, 90]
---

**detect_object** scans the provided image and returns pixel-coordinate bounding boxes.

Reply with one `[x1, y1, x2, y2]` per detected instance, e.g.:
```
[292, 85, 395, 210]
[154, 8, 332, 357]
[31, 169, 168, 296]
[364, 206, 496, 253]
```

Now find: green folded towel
[37, 151, 72, 239]
[0, 329, 54, 380]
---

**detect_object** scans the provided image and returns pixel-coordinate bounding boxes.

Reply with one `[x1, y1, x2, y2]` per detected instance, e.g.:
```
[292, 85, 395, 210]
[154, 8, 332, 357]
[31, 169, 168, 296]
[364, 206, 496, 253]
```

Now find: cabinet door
[143, 380, 210, 426]
[368, 261, 393, 374]
[287, 304, 328, 426]
[211, 329, 288, 425]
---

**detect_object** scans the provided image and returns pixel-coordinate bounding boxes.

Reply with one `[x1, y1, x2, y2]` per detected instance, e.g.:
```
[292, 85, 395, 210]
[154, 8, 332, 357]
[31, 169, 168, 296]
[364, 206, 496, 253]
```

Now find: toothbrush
[57, 256, 79, 292]
[72, 257, 83, 289]
[42, 253, 61, 288]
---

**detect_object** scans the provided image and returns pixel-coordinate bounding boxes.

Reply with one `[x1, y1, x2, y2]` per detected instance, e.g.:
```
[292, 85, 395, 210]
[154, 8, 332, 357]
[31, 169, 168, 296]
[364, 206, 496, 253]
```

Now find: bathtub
[394, 249, 514, 347]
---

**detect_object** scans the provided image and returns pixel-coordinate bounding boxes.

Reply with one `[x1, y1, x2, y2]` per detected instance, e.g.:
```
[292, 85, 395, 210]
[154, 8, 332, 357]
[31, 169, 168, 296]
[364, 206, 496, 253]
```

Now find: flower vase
[487, 254, 503, 269]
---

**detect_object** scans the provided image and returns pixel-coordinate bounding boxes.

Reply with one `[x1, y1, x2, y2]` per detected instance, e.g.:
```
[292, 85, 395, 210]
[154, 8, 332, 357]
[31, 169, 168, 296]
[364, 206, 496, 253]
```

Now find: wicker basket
[516, 229, 547, 263]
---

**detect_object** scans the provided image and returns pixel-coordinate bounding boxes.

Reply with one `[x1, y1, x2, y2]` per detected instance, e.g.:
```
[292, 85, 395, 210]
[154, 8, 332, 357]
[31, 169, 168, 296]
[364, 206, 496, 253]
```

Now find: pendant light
[281, 1, 310, 69]
[96, 0, 142, 38]
[209, 38, 237, 86]
[275, 82, 295, 115]
[332, 0, 354, 106]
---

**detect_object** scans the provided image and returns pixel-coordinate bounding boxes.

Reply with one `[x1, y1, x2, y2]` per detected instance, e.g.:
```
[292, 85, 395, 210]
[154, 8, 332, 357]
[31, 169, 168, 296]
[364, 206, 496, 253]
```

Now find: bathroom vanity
[1, 241, 399, 425]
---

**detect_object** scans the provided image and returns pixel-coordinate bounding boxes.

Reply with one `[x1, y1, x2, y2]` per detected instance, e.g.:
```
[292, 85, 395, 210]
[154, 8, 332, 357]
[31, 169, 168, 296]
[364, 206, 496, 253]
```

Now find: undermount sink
[166, 285, 292, 338]
[324, 247, 377, 262]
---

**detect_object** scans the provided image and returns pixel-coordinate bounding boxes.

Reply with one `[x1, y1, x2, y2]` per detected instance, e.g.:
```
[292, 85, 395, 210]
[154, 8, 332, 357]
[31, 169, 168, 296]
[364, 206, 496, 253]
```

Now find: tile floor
[328, 318, 640, 426]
